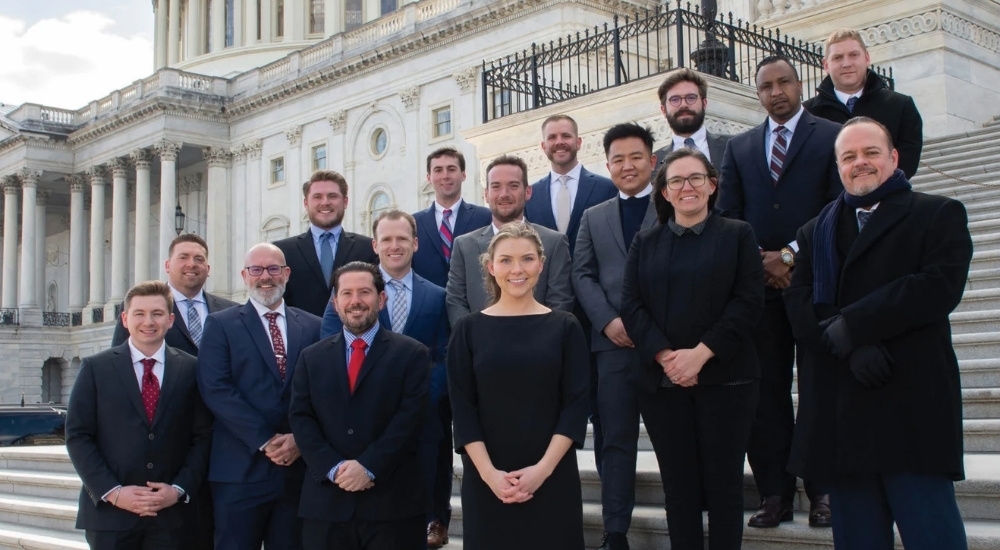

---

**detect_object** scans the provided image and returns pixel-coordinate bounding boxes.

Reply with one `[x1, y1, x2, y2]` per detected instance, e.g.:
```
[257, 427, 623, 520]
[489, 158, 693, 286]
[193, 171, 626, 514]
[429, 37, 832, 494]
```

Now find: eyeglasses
[667, 93, 701, 107]
[244, 265, 286, 276]
[666, 173, 710, 190]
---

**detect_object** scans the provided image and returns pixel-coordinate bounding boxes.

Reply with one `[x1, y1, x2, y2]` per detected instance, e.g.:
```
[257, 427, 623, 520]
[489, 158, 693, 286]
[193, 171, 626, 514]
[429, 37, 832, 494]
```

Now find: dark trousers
[830, 472, 967, 550]
[595, 348, 641, 534]
[302, 516, 425, 550]
[86, 523, 183, 550]
[419, 396, 453, 526]
[212, 478, 303, 550]
[188, 482, 214, 550]
[641, 382, 758, 550]
[746, 297, 822, 502]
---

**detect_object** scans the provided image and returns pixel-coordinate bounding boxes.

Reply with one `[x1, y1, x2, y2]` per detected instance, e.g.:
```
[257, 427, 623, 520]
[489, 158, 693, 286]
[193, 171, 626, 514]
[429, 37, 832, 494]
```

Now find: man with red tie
[67, 280, 212, 550]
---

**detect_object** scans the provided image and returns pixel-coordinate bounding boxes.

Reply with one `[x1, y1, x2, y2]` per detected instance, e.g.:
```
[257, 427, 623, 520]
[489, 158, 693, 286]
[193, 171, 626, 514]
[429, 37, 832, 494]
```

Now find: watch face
[782, 252, 793, 262]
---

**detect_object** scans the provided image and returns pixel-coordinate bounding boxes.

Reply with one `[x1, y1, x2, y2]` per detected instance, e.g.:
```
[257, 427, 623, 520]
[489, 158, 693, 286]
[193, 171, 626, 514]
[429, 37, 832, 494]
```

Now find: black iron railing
[42, 312, 70, 327]
[114, 303, 124, 320]
[0, 309, 18, 326]
[71, 312, 83, 326]
[92, 307, 104, 323]
[481, 1, 893, 121]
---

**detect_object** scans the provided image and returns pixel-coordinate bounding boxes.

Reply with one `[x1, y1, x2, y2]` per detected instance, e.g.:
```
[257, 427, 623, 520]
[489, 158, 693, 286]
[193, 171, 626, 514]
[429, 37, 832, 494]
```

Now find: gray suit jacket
[652, 131, 732, 179]
[445, 222, 573, 326]
[573, 197, 657, 352]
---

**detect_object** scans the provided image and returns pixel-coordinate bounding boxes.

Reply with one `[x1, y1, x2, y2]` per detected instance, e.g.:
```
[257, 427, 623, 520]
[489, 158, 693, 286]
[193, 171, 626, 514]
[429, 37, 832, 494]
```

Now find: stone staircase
[0, 125, 999, 549]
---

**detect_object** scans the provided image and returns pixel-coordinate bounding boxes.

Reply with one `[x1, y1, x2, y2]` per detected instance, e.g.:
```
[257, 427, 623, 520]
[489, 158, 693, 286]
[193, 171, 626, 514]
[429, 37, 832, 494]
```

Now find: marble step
[952, 332, 1000, 361]
[949, 310, 1000, 336]
[0, 495, 77, 533]
[966, 268, 1000, 290]
[0, 450, 75, 476]
[0, 521, 85, 550]
[969, 249, 1000, 271]
[959, 359, 1000, 389]
[0, 471, 80, 502]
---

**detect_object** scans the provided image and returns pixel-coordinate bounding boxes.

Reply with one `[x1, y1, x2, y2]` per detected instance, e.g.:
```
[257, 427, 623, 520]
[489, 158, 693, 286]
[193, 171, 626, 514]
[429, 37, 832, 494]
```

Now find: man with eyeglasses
[718, 55, 843, 530]
[197, 243, 322, 550]
[652, 68, 732, 181]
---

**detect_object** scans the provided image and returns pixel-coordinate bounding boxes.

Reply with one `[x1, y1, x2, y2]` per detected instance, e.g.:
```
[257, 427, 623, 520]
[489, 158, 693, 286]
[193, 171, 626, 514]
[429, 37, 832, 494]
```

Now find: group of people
[63, 27, 972, 550]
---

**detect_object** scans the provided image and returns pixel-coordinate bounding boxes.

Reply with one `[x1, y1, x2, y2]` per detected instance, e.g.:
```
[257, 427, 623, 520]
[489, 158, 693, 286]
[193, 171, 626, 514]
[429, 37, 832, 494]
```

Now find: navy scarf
[812, 169, 911, 304]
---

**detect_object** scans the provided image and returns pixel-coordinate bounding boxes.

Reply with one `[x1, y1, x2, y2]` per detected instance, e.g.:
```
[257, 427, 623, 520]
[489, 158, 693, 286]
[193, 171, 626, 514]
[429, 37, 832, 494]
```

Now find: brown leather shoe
[427, 520, 449, 548]
[747, 495, 793, 528]
[809, 494, 832, 527]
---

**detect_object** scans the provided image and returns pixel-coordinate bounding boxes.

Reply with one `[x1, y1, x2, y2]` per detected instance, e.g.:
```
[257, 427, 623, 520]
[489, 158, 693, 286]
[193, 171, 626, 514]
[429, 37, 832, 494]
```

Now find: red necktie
[439, 209, 453, 262]
[264, 312, 287, 380]
[140, 358, 159, 423]
[347, 339, 367, 393]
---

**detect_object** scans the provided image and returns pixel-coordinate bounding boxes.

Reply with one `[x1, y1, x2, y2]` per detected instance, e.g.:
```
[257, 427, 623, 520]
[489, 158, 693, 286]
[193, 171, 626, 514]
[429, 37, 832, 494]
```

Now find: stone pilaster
[85, 166, 107, 320]
[67, 175, 87, 313]
[155, 140, 182, 271]
[17, 169, 40, 311]
[1, 176, 20, 309]
[131, 149, 153, 282]
[203, 147, 232, 295]
[108, 158, 130, 306]
[34, 190, 49, 310]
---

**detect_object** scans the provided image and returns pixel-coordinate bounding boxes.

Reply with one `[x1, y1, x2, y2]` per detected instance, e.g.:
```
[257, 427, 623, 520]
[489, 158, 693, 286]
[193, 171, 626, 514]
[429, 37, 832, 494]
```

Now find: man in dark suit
[446, 154, 573, 326]
[651, 68, 731, 177]
[197, 243, 322, 550]
[274, 170, 379, 317]
[111, 234, 238, 355]
[573, 123, 658, 550]
[524, 114, 616, 255]
[804, 29, 923, 178]
[319, 210, 451, 547]
[718, 55, 843, 529]
[784, 117, 971, 549]
[291, 261, 430, 550]
[67, 280, 212, 550]
[412, 147, 492, 289]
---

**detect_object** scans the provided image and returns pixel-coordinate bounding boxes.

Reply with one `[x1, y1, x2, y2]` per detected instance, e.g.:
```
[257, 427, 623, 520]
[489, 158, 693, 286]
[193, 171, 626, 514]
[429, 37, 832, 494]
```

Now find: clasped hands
[334, 460, 374, 492]
[112, 482, 179, 517]
[657, 344, 713, 387]
[761, 250, 791, 289]
[483, 464, 551, 505]
[264, 433, 300, 467]
[820, 315, 894, 389]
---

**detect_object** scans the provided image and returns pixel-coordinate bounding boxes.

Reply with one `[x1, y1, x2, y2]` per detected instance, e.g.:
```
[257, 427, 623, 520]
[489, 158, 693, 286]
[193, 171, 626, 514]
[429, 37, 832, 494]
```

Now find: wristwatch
[780, 247, 795, 268]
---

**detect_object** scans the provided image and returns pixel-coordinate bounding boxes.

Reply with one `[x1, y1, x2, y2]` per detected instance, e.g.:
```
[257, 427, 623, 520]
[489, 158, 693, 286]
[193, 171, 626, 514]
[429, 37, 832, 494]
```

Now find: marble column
[35, 191, 49, 309]
[85, 166, 107, 316]
[1, 176, 20, 309]
[67, 176, 87, 313]
[17, 169, 40, 309]
[156, 141, 182, 270]
[155, 0, 169, 69]
[245, 0, 258, 44]
[211, 0, 226, 51]
[187, 0, 203, 58]
[108, 158, 130, 305]
[131, 149, 153, 283]
[203, 147, 231, 295]
[168, 0, 181, 64]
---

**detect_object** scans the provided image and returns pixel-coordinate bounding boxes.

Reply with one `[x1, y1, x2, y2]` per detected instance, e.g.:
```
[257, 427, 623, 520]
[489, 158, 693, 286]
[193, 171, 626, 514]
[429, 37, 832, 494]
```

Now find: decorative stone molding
[18, 169, 42, 188]
[941, 11, 1000, 53]
[399, 86, 420, 110]
[181, 173, 203, 193]
[285, 125, 303, 145]
[203, 146, 232, 167]
[327, 110, 347, 133]
[59, 215, 70, 231]
[108, 158, 130, 178]
[231, 145, 247, 163]
[860, 11, 940, 47]
[245, 139, 263, 159]
[35, 190, 51, 206]
[453, 66, 478, 94]
[86, 166, 108, 186]
[155, 140, 183, 161]
[130, 149, 153, 169]
[66, 175, 87, 193]
[2, 175, 21, 194]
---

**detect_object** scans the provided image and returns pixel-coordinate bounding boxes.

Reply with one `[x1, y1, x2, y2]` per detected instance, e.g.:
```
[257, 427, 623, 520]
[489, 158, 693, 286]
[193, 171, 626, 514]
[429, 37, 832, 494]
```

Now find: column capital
[18, 169, 42, 188]
[36, 190, 51, 206]
[246, 139, 263, 159]
[181, 173, 204, 192]
[66, 174, 88, 193]
[86, 165, 108, 186]
[2, 175, 20, 194]
[202, 146, 232, 168]
[285, 125, 303, 146]
[155, 140, 183, 161]
[108, 157, 131, 178]
[327, 110, 347, 133]
[131, 148, 154, 168]
[398, 86, 421, 111]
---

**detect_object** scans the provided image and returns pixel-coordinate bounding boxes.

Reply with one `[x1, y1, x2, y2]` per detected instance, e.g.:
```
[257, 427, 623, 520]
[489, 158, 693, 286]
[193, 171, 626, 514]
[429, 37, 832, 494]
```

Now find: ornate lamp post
[174, 205, 186, 235]
[690, 0, 734, 80]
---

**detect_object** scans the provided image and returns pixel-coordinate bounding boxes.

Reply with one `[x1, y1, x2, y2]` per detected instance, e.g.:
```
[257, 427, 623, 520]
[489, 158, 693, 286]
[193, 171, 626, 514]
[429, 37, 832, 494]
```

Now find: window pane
[310, 0, 325, 34]
[276, 0, 285, 37]
[271, 158, 284, 182]
[434, 108, 451, 137]
[225, 0, 234, 46]
[313, 145, 327, 170]
[381, 0, 397, 16]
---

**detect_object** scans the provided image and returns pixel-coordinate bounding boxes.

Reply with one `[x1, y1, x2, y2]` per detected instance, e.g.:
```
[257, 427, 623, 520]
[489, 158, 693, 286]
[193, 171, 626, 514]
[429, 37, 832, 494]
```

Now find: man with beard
[524, 114, 615, 255]
[290, 261, 430, 550]
[275, 170, 379, 317]
[446, 154, 573, 325]
[652, 68, 731, 178]
[197, 243, 322, 550]
[718, 55, 842, 530]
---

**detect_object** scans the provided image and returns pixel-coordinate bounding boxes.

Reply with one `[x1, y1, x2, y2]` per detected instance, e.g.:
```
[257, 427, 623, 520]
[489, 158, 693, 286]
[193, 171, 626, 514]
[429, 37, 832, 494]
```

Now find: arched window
[369, 191, 392, 226]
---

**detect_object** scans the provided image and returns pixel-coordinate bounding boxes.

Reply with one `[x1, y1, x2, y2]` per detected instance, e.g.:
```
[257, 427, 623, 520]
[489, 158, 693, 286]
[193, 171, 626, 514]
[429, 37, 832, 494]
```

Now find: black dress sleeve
[447, 315, 483, 453]
[553, 313, 590, 448]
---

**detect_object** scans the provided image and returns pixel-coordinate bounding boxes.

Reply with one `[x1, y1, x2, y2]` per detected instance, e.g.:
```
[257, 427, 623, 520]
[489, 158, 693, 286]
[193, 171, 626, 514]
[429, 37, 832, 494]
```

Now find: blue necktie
[857, 210, 873, 231]
[846, 96, 858, 113]
[683, 137, 696, 149]
[319, 232, 334, 284]
[184, 299, 203, 346]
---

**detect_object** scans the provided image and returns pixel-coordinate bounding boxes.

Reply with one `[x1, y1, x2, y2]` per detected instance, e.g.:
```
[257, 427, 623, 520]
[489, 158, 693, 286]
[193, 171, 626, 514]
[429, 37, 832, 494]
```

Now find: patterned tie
[264, 312, 287, 380]
[683, 137, 696, 150]
[857, 210, 873, 232]
[439, 209, 453, 262]
[769, 125, 788, 184]
[140, 358, 159, 424]
[185, 299, 203, 346]
[555, 175, 571, 233]
[347, 338, 367, 393]
[846, 96, 858, 113]
[319, 232, 335, 285]
[388, 280, 408, 333]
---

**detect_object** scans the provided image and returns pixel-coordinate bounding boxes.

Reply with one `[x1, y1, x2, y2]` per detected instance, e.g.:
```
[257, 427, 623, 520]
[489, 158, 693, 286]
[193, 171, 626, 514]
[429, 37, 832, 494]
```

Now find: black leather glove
[847, 344, 894, 388]
[820, 315, 853, 360]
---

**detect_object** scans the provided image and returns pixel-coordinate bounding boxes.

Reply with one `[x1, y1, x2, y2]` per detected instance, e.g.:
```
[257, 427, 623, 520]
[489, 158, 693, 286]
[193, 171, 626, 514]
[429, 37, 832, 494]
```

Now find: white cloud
[0, 11, 153, 110]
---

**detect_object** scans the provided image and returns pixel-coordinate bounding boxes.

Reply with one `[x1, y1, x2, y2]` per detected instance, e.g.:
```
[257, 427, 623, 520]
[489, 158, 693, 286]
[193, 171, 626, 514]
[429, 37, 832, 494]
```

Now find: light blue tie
[389, 280, 408, 333]
[683, 137, 696, 149]
[185, 299, 203, 346]
[319, 232, 334, 284]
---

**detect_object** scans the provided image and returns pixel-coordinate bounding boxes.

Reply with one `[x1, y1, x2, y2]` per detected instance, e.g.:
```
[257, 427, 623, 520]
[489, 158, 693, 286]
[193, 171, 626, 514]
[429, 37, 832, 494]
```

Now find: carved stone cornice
[398, 86, 420, 110]
[2, 175, 20, 194]
[18, 169, 42, 188]
[66, 175, 87, 193]
[180, 173, 203, 192]
[86, 166, 108, 186]
[155, 140, 183, 161]
[327, 110, 347, 133]
[285, 125, 303, 146]
[859, 9, 999, 54]
[108, 158, 130, 178]
[203, 146, 232, 167]
[67, 99, 227, 147]
[130, 149, 153, 169]
[453, 66, 478, 94]
[231, 145, 248, 163]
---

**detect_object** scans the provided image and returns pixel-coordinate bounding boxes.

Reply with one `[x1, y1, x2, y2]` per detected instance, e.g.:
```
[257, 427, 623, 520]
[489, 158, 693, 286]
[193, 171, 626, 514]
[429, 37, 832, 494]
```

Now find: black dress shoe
[809, 494, 832, 527]
[597, 532, 629, 550]
[747, 495, 793, 528]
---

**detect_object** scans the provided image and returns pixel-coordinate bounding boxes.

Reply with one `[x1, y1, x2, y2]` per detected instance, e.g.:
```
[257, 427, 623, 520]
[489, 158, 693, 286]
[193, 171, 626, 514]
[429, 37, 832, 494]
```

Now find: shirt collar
[248, 297, 287, 319]
[492, 217, 526, 234]
[380, 266, 413, 290]
[310, 224, 343, 242]
[550, 163, 583, 184]
[343, 321, 381, 349]
[671, 126, 708, 149]
[169, 284, 204, 306]
[834, 87, 864, 105]
[619, 184, 653, 200]
[128, 339, 167, 365]
[667, 213, 710, 236]
[435, 198, 463, 215]
[768, 105, 805, 135]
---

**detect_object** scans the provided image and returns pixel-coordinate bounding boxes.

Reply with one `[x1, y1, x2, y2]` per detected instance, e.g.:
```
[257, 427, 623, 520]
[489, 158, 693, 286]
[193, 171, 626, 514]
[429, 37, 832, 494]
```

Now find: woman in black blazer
[621, 148, 764, 549]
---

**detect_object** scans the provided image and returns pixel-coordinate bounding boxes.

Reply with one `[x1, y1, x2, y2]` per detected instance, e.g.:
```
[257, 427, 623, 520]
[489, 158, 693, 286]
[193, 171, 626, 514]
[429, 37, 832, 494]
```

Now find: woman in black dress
[621, 148, 764, 549]
[447, 222, 589, 549]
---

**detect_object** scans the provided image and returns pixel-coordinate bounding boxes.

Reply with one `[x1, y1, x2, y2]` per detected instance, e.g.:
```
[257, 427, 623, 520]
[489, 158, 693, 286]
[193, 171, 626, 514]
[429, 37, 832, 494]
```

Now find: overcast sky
[0, 1, 155, 110]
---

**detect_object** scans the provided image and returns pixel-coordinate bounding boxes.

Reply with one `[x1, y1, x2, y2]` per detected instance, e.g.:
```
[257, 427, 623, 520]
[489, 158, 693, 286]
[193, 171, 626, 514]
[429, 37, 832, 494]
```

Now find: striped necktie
[769, 125, 788, 184]
[388, 280, 408, 333]
[440, 209, 453, 261]
[185, 299, 203, 346]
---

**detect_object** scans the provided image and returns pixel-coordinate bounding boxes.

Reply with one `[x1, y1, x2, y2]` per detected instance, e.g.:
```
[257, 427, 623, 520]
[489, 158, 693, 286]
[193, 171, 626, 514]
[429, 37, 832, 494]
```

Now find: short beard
[340, 307, 379, 335]
[490, 206, 524, 225]
[667, 109, 706, 135]
[249, 281, 286, 308]
[310, 211, 344, 231]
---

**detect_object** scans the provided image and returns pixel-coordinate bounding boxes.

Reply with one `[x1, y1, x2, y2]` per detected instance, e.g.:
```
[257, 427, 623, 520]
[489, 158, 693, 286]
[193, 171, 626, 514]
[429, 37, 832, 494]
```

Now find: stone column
[245, 0, 258, 44]
[85, 166, 107, 317]
[155, 0, 169, 68]
[211, 0, 226, 51]
[18, 169, 40, 310]
[241, 140, 262, 298]
[108, 158, 130, 306]
[168, 0, 181, 64]
[131, 149, 153, 283]
[35, 191, 49, 309]
[187, 0, 203, 58]
[67, 176, 86, 313]
[203, 147, 231, 295]
[156, 141, 182, 270]
[1, 176, 20, 309]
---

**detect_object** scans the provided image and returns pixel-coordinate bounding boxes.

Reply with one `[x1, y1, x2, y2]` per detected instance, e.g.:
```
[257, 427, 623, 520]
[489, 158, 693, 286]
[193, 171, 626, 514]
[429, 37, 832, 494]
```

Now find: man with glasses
[652, 68, 732, 180]
[197, 243, 322, 550]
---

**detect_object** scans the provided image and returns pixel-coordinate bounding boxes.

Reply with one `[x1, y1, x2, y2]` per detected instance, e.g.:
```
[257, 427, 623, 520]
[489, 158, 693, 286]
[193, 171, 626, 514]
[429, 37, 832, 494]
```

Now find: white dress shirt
[671, 126, 712, 162]
[248, 298, 288, 353]
[435, 198, 464, 230]
[548, 163, 583, 215]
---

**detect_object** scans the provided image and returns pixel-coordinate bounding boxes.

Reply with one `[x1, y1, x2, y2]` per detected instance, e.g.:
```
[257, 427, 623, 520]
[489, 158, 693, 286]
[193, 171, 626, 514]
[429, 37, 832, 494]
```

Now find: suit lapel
[327, 335, 352, 400]
[112, 345, 149, 425]
[530, 176, 557, 228]
[404, 276, 428, 333]
[780, 112, 816, 180]
[352, 329, 390, 394]
[844, 192, 910, 269]
[475, 225, 493, 253]
[152, 348, 185, 429]
[752, 120, 772, 186]
[454, 202, 478, 236]
[568, 169, 597, 237]
[171, 303, 195, 348]
[296, 232, 327, 286]
[333, 233, 360, 276]
[640, 201, 657, 231]
[283, 308, 304, 386]
[707, 133, 728, 166]
[419, 206, 447, 262]
[239, 302, 284, 382]
[604, 199, 628, 255]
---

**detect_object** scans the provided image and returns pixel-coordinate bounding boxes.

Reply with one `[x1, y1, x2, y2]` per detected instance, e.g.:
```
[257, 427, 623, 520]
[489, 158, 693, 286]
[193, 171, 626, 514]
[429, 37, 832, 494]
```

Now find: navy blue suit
[525, 167, 616, 255]
[411, 201, 492, 288]
[197, 301, 322, 550]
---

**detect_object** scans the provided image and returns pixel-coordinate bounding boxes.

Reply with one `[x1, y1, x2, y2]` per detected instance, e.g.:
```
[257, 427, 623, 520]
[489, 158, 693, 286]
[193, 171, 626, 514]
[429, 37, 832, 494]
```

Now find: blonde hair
[824, 29, 867, 57]
[478, 222, 545, 306]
